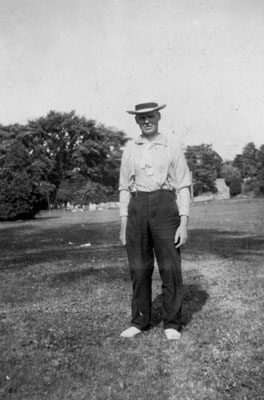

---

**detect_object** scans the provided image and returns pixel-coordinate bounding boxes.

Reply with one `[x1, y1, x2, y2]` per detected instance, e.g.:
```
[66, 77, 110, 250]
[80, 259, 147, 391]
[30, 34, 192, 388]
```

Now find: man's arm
[119, 189, 130, 245]
[118, 141, 132, 246]
[119, 215, 128, 246]
[174, 186, 190, 248]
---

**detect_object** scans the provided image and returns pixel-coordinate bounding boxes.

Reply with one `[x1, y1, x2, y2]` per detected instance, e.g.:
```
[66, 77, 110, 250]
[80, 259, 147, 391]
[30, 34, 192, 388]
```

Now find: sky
[1, 0, 264, 160]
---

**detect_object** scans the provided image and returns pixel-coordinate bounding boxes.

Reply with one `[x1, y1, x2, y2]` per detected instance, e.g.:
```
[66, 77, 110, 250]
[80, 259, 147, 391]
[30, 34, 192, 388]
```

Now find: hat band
[126, 103, 166, 115]
[135, 102, 158, 111]
[134, 107, 159, 114]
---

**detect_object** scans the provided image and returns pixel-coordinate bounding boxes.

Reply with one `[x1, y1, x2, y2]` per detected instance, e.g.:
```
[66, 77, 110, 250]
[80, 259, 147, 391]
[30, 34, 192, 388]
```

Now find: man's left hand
[174, 215, 188, 248]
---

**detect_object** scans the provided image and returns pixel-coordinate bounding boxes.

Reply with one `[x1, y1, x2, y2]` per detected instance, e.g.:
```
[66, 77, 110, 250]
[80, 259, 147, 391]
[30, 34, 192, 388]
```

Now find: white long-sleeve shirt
[119, 133, 192, 217]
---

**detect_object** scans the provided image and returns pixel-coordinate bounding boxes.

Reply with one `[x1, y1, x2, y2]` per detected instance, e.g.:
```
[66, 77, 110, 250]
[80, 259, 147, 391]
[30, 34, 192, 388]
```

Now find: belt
[130, 189, 175, 197]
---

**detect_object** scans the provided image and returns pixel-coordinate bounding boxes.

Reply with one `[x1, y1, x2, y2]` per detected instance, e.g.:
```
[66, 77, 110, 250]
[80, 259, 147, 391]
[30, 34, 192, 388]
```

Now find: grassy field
[0, 198, 264, 400]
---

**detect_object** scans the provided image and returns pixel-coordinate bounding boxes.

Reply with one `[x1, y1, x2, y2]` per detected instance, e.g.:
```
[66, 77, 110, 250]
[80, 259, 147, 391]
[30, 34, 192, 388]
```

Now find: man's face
[136, 111, 160, 137]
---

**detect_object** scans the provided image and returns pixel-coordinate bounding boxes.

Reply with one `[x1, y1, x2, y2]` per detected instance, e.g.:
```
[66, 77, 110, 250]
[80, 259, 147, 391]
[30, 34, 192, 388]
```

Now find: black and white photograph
[0, 1, 264, 399]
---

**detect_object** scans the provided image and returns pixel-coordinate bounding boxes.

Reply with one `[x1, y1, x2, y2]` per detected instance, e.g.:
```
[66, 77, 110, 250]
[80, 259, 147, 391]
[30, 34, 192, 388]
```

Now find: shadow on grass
[48, 267, 102, 286]
[43, 264, 209, 331]
[0, 244, 125, 271]
[1, 220, 264, 273]
[185, 229, 264, 260]
[0, 221, 123, 271]
[150, 284, 209, 329]
[48, 264, 131, 287]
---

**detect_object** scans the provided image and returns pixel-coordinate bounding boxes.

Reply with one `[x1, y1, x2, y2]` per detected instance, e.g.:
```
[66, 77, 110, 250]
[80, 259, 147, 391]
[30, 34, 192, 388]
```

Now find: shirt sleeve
[119, 141, 132, 191]
[177, 186, 191, 216]
[170, 137, 192, 216]
[119, 142, 132, 217]
[174, 147, 192, 190]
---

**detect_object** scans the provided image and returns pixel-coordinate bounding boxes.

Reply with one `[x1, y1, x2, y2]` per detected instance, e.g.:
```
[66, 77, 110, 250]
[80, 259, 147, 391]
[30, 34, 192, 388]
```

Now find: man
[119, 102, 191, 340]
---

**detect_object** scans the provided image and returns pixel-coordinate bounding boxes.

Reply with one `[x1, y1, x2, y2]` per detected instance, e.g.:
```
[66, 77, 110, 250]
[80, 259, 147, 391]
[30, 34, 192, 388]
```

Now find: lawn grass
[0, 199, 264, 400]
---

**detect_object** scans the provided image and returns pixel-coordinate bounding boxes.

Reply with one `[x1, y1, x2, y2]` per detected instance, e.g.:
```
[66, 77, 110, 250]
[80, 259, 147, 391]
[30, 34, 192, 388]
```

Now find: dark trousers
[126, 190, 183, 330]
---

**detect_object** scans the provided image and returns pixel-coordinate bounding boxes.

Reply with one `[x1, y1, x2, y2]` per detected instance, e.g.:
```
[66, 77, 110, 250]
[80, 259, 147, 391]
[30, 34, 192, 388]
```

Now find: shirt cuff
[177, 186, 190, 217]
[119, 209, 128, 217]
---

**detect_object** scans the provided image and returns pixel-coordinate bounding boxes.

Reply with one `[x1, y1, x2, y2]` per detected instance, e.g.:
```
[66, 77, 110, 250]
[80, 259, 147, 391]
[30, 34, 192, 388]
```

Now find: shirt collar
[135, 133, 168, 146]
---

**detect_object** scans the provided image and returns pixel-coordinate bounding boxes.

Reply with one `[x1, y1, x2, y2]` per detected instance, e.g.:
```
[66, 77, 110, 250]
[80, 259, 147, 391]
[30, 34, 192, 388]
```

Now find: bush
[224, 166, 241, 188]
[229, 178, 242, 198]
[0, 171, 39, 220]
[0, 140, 47, 221]
[257, 179, 264, 195]
[242, 177, 263, 196]
[243, 180, 254, 194]
[252, 180, 264, 196]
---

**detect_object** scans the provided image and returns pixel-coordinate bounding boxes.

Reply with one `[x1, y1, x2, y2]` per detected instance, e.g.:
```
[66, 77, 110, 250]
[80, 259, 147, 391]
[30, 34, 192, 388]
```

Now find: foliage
[78, 181, 118, 204]
[219, 160, 231, 178]
[256, 144, 264, 194]
[232, 154, 244, 176]
[241, 142, 258, 178]
[28, 111, 126, 206]
[185, 144, 223, 196]
[222, 164, 242, 187]
[229, 177, 242, 197]
[0, 128, 54, 220]
[0, 111, 127, 220]
[233, 142, 264, 196]
[233, 142, 258, 179]
[0, 169, 35, 220]
[55, 174, 87, 207]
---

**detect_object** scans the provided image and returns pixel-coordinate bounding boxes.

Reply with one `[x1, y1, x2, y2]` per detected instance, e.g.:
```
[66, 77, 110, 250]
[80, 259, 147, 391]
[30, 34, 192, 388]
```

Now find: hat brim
[126, 104, 166, 115]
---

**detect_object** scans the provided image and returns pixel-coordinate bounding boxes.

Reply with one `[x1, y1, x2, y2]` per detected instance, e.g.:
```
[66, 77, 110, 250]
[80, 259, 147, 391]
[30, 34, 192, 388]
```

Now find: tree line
[0, 111, 127, 220]
[0, 111, 263, 220]
[222, 142, 264, 197]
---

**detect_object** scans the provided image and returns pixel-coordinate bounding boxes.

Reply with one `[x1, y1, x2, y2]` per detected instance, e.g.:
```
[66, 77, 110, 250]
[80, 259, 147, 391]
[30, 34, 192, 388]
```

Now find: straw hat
[127, 102, 166, 115]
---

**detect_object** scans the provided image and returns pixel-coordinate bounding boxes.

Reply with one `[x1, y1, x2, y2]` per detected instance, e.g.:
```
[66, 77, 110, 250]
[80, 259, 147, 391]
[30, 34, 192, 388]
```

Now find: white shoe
[120, 327, 142, 338]
[164, 328, 181, 340]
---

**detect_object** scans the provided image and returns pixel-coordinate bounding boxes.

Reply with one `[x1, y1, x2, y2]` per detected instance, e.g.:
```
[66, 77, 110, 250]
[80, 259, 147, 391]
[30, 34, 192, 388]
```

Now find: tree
[0, 127, 53, 220]
[185, 144, 223, 196]
[222, 164, 242, 187]
[229, 177, 242, 198]
[0, 111, 127, 219]
[232, 143, 258, 181]
[256, 144, 264, 195]
[232, 154, 245, 179]
[27, 111, 90, 190]
[221, 162, 243, 198]
[232, 142, 264, 195]
[30, 111, 126, 187]
[241, 142, 258, 179]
